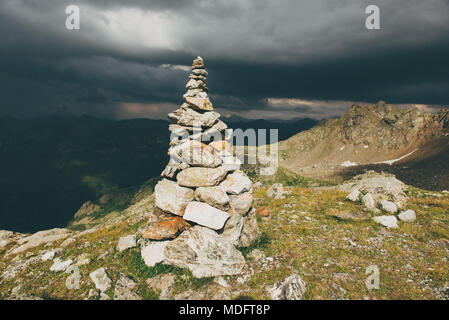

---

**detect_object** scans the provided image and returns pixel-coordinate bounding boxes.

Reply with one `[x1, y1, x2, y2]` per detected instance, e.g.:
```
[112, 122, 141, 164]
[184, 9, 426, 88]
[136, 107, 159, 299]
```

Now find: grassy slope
[0, 169, 448, 300]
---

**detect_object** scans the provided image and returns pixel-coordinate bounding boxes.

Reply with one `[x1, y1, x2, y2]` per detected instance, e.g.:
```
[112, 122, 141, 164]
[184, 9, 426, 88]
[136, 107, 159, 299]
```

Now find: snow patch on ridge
[375, 149, 418, 166]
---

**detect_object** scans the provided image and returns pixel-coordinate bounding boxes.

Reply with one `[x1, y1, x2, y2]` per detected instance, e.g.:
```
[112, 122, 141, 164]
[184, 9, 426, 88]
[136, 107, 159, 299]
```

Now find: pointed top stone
[192, 56, 205, 69]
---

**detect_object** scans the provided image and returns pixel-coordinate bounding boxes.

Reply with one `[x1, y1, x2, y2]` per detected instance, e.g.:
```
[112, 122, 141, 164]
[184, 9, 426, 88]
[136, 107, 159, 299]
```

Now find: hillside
[1, 168, 448, 300]
[279, 102, 449, 190]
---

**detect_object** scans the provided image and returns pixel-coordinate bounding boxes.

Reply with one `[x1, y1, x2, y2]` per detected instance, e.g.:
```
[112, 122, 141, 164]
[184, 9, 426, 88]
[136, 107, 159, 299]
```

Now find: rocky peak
[341, 101, 433, 148]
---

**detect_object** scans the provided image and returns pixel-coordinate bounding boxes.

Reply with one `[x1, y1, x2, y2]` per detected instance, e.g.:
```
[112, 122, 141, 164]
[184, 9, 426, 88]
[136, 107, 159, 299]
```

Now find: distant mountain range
[0, 115, 317, 233]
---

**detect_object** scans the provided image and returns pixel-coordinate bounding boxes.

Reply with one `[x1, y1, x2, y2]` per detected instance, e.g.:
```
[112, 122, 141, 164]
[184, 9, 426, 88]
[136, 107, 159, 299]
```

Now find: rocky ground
[0, 168, 448, 300]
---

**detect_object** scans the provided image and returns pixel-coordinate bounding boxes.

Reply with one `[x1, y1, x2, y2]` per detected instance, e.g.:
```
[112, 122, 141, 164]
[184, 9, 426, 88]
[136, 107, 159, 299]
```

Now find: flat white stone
[346, 189, 361, 202]
[155, 179, 194, 216]
[50, 258, 73, 272]
[373, 215, 398, 228]
[116, 234, 137, 252]
[398, 210, 416, 222]
[141, 241, 169, 267]
[219, 170, 252, 195]
[183, 202, 230, 230]
[90, 267, 112, 292]
[381, 200, 398, 213]
[362, 193, 376, 210]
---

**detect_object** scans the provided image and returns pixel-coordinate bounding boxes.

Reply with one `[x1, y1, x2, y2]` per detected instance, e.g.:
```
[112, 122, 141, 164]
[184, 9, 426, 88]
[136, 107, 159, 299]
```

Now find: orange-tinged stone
[256, 207, 270, 217]
[143, 214, 192, 240]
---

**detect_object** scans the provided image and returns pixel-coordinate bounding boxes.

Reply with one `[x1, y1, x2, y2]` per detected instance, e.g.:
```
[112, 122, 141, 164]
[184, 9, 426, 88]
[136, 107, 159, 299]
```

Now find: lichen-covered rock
[114, 273, 141, 300]
[9, 228, 72, 255]
[398, 209, 416, 222]
[229, 192, 253, 216]
[380, 200, 398, 213]
[238, 208, 260, 247]
[116, 234, 137, 252]
[170, 140, 222, 168]
[184, 96, 214, 112]
[177, 167, 227, 188]
[192, 56, 205, 69]
[220, 209, 244, 246]
[266, 274, 306, 300]
[89, 268, 112, 292]
[267, 183, 285, 199]
[143, 209, 192, 240]
[338, 172, 407, 208]
[362, 193, 376, 210]
[219, 170, 252, 195]
[164, 226, 245, 278]
[183, 202, 230, 230]
[168, 104, 219, 128]
[346, 189, 361, 202]
[194, 186, 230, 211]
[373, 215, 398, 228]
[155, 179, 194, 216]
[161, 159, 189, 179]
[141, 241, 169, 267]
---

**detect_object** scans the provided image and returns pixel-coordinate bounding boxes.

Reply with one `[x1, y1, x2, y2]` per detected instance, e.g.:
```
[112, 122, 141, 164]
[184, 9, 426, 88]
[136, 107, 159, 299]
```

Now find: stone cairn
[141, 57, 260, 278]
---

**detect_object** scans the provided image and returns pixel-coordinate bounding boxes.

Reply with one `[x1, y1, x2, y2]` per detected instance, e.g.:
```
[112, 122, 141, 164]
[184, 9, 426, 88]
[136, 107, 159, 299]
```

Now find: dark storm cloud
[0, 0, 448, 119]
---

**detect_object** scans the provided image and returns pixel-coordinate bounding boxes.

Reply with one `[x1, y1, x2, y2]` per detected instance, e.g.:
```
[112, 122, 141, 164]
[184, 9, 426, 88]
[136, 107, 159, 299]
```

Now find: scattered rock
[41, 250, 56, 261]
[338, 172, 407, 208]
[61, 237, 76, 247]
[373, 215, 398, 228]
[362, 193, 376, 210]
[253, 182, 263, 188]
[332, 211, 370, 221]
[256, 207, 270, 217]
[214, 276, 230, 288]
[173, 289, 204, 300]
[1, 256, 40, 280]
[141, 241, 169, 267]
[146, 274, 176, 299]
[50, 258, 73, 272]
[89, 267, 112, 292]
[266, 274, 306, 300]
[346, 189, 361, 202]
[114, 273, 141, 300]
[267, 183, 285, 199]
[381, 200, 398, 213]
[76, 253, 91, 266]
[116, 234, 137, 252]
[248, 249, 265, 261]
[164, 226, 245, 278]
[398, 209, 416, 222]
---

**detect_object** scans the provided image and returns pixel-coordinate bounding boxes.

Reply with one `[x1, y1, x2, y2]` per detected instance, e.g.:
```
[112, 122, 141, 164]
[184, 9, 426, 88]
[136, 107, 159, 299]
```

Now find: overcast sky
[1, 0, 448, 120]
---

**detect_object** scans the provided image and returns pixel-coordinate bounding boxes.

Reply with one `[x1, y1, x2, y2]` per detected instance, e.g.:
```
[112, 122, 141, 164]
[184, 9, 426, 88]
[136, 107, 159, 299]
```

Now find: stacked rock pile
[141, 57, 260, 278]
